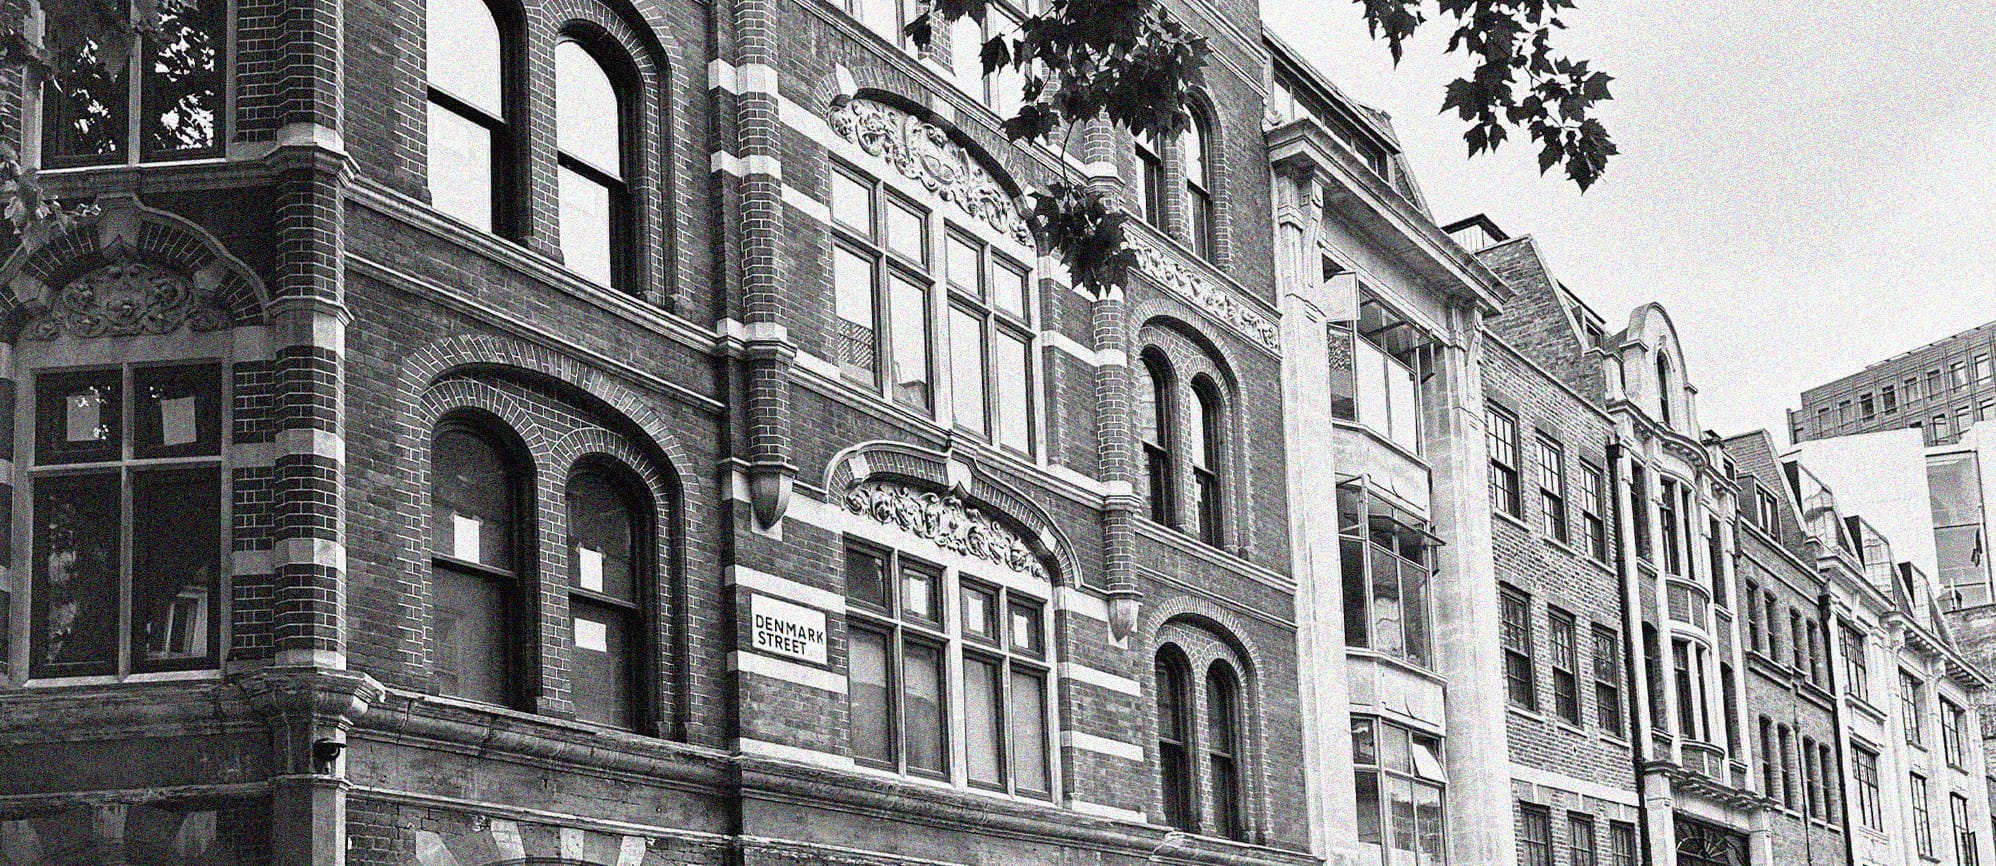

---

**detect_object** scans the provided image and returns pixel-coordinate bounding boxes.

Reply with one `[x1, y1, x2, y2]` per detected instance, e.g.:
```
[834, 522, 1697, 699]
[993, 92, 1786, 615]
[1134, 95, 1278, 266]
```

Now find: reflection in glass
[134, 468, 220, 669]
[32, 473, 121, 678]
[142, 0, 225, 160]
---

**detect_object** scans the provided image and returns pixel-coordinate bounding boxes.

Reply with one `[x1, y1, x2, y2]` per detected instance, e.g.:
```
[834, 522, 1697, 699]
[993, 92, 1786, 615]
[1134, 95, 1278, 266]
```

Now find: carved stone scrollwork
[1129, 238, 1281, 353]
[843, 479, 1049, 581]
[21, 260, 231, 341]
[827, 97, 1034, 247]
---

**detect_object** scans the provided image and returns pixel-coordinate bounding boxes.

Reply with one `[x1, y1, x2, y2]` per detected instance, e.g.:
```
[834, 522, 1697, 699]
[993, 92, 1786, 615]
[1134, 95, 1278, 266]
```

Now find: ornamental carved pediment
[843, 479, 1049, 582]
[20, 260, 231, 341]
[827, 97, 1033, 247]
[1129, 238, 1280, 353]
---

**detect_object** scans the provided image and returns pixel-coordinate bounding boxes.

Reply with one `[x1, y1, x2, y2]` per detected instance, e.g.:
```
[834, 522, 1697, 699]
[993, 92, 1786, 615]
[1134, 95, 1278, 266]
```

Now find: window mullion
[125, 2, 142, 166]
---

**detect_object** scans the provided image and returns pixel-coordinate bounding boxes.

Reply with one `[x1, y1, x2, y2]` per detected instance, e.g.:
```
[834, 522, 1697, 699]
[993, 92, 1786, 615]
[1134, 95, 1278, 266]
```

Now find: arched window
[1206, 662, 1245, 841]
[1655, 352, 1674, 427]
[431, 421, 525, 708]
[1139, 350, 1176, 526]
[1191, 376, 1224, 546]
[426, 0, 514, 233]
[1182, 114, 1216, 261]
[1135, 130, 1166, 230]
[566, 461, 648, 729]
[556, 37, 633, 290]
[1156, 647, 1197, 831]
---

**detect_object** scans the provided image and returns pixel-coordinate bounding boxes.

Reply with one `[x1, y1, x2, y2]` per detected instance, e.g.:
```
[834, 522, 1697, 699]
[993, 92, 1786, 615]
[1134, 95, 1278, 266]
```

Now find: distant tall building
[1792, 320, 1996, 446]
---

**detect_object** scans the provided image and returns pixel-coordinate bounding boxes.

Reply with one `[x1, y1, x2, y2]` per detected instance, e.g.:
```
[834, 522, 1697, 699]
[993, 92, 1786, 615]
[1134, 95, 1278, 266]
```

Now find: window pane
[846, 547, 888, 609]
[43, 36, 131, 165]
[36, 369, 122, 465]
[887, 273, 931, 410]
[885, 198, 926, 264]
[991, 259, 1028, 318]
[427, 104, 496, 231]
[133, 468, 221, 671]
[1370, 544, 1403, 657]
[904, 640, 947, 773]
[1343, 538, 1369, 648]
[852, 0, 900, 44]
[992, 330, 1031, 453]
[570, 598, 632, 728]
[1401, 560, 1430, 667]
[1355, 773, 1383, 866]
[567, 467, 636, 600]
[950, 307, 987, 435]
[1206, 668, 1236, 753]
[433, 566, 510, 705]
[558, 166, 616, 286]
[962, 584, 996, 641]
[432, 428, 515, 570]
[556, 41, 621, 174]
[1182, 118, 1208, 188]
[134, 364, 222, 459]
[1011, 669, 1050, 793]
[427, 0, 504, 115]
[849, 626, 893, 764]
[946, 233, 981, 294]
[900, 561, 938, 622]
[1388, 776, 1417, 864]
[831, 169, 873, 234]
[1414, 783, 1444, 866]
[1009, 601, 1043, 655]
[965, 656, 1004, 787]
[31, 472, 121, 678]
[141, 0, 225, 160]
[833, 245, 878, 386]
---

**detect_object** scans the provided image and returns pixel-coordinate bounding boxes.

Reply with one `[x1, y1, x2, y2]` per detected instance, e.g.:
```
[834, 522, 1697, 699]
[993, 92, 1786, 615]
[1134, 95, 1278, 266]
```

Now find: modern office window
[427, 0, 515, 232]
[554, 38, 633, 289]
[1912, 773, 1935, 858]
[1578, 461, 1608, 560]
[431, 421, 526, 707]
[1550, 609, 1580, 725]
[1354, 717, 1448, 866]
[1609, 822, 1637, 866]
[41, 0, 226, 167]
[1488, 407, 1522, 517]
[1156, 647, 1197, 831]
[1952, 793, 1979, 866]
[29, 364, 227, 679]
[1501, 587, 1536, 710]
[1568, 814, 1598, 866]
[1904, 671, 1927, 747]
[1190, 377, 1225, 547]
[1843, 625, 1869, 701]
[1593, 625, 1623, 736]
[1206, 663, 1246, 841]
[1942, 697, 1967, 768]
[1535, 436, 1568, 542]
[1139, 350, 1176, 526]
[565, 462, 649, 729]
[1182, 112, 1217, 260]
[1337, 482, 1434, 668]
[1519, 804, 1553, 866]
[1853, 745, 1882, 830]
[1135, 130, 1166, 230]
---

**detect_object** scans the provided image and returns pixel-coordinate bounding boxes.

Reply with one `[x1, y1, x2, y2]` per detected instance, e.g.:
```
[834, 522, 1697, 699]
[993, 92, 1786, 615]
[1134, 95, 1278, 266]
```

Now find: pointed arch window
[1140, 351, 1176, 526]
[427, 0, 515, 233]
[431, 422, 525, 708]
[556, 37, 633, 290]
[1156, 647, 1197, 831]
[1182, 114, 1216, 260]
[566, 461, 649, 729]
[1191, 376, 1224, 546]
[1206, 662, 1245, 841]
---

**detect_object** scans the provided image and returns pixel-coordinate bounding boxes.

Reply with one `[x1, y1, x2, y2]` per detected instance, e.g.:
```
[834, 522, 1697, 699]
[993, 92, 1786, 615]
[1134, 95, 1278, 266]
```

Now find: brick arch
[1138, 594, 1274, 844]
[1, 194, 268, 342]
[1176, 89, 1233, 268]
[1134, 311, 1254, 553]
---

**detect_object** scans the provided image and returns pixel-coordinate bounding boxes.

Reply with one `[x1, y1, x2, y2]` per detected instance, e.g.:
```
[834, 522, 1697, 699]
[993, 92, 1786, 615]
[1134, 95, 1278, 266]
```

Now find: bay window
[1338, 482, 1434, 668]
[41, 0, 225, 167]
[1332, 293, 1426, 453]
[1353, 717, 1447, 866]
[29, 364, 226, 679]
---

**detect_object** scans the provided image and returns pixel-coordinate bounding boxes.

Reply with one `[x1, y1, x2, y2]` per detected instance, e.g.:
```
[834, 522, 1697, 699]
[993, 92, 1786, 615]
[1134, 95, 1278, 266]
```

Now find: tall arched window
[566, 461, 648, 729]
[1191, 376, 1224, 546]
[1182, 114, 1216, 261]
[1206, 662, 1245, 841]
[1156, 647, 1197, 831]
[431, 421, 525, 708]
[427, 0, 514, 233]
[556, 37, 632, 290]
[1135, 131, 1166, 230]
[1655, 352, 1675, 427]
[1139, 351, 1176, 526]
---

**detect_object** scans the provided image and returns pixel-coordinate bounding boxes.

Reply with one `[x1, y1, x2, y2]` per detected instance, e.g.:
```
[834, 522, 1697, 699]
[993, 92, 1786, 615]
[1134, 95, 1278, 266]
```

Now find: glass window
[1355, 717, 1447, 866]
[1842, 625, 1869, 701]
[949, 306, 987, 434]
[1593, 626, 1623, 736]
[1904, 671, 1926, 747]
[1942, 697, 1967, 768]
[1157, 648, 1196, 830]
[1135, 130, 1166, 230]
[1339, 481, 1434, 668]
[1853, 746, 1882, 830]
[30, 365, 227, 681]
[431, 424, 523, 707]
[1207, 663, 1245, 841]
[1535, 437, 1567, 542]
[943, 232, 1035, 453]
[567, 464, 650, 730]
[1912, 773, 1935, 857]
[427, 0, 511, 231]
[1488, 408, 1521, 516]
[555, 39, 630, 290]
[1182, 114, 1216, 260]
[43, 0, 226, 167]
[1609, 822, 1636, 866]
[1140, 351, 1175, 526]
[1578, 461, 1607, 560]
[887, 272, 932, 410]
[1191, 378, 1224, 547]
[1952, 793, 1979, 866]
[1520, 805, 1552, 866]
[1549, 610, 1579, 725]
[1501, 587, 1535, 710]
[1569, 814, 1597, 866]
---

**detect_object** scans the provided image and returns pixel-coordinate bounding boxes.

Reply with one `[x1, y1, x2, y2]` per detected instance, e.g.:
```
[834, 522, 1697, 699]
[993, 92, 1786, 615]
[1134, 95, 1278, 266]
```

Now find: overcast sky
[1262, 0, 1996, 443]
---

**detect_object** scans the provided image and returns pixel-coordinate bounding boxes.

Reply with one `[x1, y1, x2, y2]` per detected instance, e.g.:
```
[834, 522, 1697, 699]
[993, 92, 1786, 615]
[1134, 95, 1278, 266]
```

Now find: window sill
[19, 668, 223, 689]
[1492, 508, 1529, 531]
[1507, 704, 1547, 724]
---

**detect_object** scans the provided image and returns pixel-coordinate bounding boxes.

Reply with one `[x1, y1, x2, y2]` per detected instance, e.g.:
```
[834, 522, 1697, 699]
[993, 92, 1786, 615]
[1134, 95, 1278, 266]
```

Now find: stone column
[244, 669, 384, 866]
